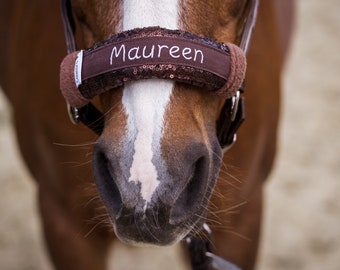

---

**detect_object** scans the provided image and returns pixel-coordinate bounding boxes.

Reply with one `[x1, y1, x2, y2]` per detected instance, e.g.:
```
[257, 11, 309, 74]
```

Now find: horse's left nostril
[170, 156, 208, 225]
[93, 146, 123, 218]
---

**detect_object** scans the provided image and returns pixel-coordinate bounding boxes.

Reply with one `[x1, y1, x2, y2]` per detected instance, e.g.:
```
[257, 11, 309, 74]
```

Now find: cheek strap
[60, 27, 246, 108]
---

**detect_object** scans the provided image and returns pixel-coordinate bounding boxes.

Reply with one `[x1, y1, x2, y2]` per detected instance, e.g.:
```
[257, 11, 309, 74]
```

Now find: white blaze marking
[122, 0, 179, 203]
[123, 80, 173, 203]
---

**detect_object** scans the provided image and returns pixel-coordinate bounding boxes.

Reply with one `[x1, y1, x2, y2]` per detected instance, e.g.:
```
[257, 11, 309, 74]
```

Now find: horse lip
[110, 201, 195, 246]
[113, 217, 183, 246]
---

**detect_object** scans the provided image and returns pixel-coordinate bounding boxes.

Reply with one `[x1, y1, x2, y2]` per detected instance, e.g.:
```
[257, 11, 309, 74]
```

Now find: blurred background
[0, 0, 339, 269]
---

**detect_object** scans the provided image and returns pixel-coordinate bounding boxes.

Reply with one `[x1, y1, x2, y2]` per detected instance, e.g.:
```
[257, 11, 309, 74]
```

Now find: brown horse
[0, 0, 294, 269]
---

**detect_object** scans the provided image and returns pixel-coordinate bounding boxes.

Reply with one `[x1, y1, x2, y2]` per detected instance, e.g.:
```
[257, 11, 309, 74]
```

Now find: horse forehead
[122, 0, 179, 29]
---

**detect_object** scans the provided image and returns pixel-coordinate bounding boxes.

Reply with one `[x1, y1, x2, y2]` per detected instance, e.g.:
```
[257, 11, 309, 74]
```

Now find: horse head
[60, 0, 251, 246]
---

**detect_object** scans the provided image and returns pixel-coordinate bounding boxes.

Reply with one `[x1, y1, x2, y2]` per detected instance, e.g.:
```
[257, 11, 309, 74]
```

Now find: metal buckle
[202, 224, 241, 270]
[230, 90, 240, 122]
[222, 134, 237, 154]
[186, 223, 242, 270]
[206, 252, 241, 270]
[220, 90, 241, 153]
[67, 104, 80, 124]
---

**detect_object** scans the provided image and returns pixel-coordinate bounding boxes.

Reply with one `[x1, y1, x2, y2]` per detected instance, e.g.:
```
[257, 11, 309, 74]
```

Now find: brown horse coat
[0, 1, 294, 269]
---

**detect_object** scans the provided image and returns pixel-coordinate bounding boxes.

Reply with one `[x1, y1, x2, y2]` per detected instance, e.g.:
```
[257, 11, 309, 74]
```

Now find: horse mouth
[111, 207, 197, 246]
[106, 158, 211, 246]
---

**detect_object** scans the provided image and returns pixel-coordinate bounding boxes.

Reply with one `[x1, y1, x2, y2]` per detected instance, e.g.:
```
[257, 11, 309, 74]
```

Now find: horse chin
[110, 211, 206, 247]
[112, 224, 187, 247]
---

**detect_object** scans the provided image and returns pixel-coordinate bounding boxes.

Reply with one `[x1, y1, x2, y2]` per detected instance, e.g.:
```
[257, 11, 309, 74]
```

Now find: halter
[60, 0, 257, 150]
[60, 0, 258, 269]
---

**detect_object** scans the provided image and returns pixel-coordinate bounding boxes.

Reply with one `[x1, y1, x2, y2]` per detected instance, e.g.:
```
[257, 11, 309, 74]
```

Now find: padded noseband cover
[60, 27, 246, 108]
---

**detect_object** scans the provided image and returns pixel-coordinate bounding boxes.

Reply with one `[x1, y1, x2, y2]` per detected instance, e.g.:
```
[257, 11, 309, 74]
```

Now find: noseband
[60, 27, 246, 108]
[60, 0, 258, 269]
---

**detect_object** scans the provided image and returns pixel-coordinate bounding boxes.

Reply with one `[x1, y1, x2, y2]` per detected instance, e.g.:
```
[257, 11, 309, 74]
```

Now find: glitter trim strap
[60, 27, 246, 108]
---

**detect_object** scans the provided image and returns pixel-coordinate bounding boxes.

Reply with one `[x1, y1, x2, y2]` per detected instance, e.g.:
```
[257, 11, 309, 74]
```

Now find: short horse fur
[0, 0, 294, 269]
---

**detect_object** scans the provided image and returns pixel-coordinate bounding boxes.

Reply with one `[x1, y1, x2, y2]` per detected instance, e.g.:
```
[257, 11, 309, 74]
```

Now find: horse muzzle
[93, 137, 221, 245]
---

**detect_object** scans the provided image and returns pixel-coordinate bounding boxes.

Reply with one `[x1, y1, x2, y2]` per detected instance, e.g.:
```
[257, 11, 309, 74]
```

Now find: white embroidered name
[110, 44, 204, 64]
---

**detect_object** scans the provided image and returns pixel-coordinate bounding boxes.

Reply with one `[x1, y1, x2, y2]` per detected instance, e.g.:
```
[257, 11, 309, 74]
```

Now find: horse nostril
[170, 156, 208, 225]
[93, 146, 123, 219]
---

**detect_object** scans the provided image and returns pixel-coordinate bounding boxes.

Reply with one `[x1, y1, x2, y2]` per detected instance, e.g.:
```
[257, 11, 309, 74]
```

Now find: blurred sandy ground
[1, 0, 340, 269]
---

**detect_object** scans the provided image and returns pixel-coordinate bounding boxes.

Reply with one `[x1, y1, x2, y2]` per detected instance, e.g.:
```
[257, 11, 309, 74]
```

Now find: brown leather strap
[240, 0, 259, 53]
[60, 0, 76, 53]
[60, 0, 258, 55]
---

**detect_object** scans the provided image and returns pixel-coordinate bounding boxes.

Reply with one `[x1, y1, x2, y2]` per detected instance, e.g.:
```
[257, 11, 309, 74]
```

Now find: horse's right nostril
[170, 156, 209, 225]
[93, 146, 123, 218]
